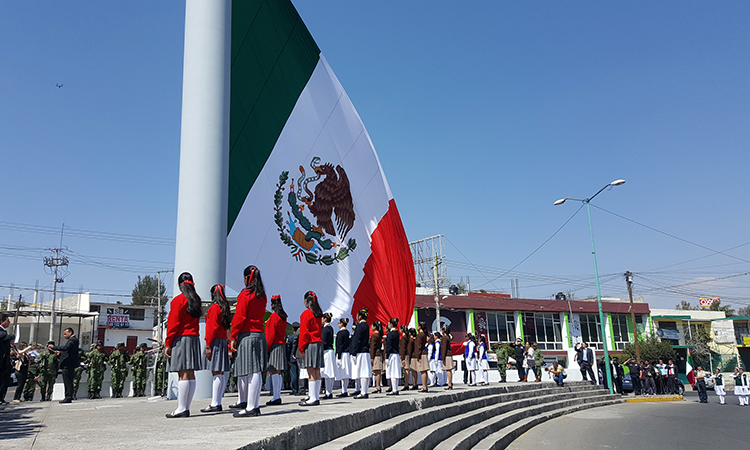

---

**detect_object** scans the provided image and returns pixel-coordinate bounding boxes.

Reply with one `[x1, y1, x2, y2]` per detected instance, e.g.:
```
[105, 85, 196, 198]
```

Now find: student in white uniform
[735, 367, 749, 406]
[466, 336, 478, 386]
[426, 334, 436, 387]
[478, 335, 490, 385]
[433, 332, 444, 386]
[320, 313, 336, 400]
[710, 368, 726, 405]
[384, 318, 401, 395]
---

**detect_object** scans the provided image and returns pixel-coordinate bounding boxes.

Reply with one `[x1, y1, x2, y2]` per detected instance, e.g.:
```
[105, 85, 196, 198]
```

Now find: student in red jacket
[298, 291, 324, 406]
[200, 284, 231, 413]
[265, 294, 288, 406]
[164, 272, 203, 418]
[230, 265, 268, 418]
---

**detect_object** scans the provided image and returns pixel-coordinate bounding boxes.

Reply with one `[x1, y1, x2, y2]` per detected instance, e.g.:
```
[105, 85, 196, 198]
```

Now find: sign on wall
[106, 308, 130, 329]
[712, 320, 736, 344]
[699, 297, 720, 308]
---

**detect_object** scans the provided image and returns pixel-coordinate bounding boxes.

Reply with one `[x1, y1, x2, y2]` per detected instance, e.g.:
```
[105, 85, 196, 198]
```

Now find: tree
[684, 325, 712, 369]
[622, 335, 676, 363]
[676, 300, 698, 310]
[131, 275, 168, 325]
[738, 306, 750, 317]
[708, 302, 735, 317]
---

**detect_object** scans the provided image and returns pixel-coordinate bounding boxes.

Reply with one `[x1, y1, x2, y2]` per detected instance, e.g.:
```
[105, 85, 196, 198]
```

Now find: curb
[625, 395, 683, 403]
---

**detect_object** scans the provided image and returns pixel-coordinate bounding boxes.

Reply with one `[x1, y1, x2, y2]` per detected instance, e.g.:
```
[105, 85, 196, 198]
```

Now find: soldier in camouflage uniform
[72, 348, 86, 399]
[38, 341, 60, 401]
[493, 342, 510, 383]
[23, 352, 41, 401]
[129, 343, 149, 397]
[155, 346, 168, 397]
[87, 341, 107, 399]
[533, 343, 544, 382]
[108, 342, 130, 398]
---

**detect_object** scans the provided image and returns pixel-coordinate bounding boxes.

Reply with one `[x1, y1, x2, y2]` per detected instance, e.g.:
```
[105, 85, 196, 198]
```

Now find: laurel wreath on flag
[274, 171, 356, 266]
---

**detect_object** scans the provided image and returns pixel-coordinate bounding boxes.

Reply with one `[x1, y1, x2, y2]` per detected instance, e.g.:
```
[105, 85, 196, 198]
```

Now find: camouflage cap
[140, 343, 148, 348]
[96, 340, 103, 346]
[117, 341, 125, 347]
[90, 343, 97, 350]
[47, 340, 55, 346]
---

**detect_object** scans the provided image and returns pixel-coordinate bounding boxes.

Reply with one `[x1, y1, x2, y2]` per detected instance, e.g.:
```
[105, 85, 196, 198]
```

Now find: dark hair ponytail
[304, 291, 323, 318]
[322, 312, 333, 323]
[357, 307, 369, 321]
[339, 318, 349, 326]
[211, 284, 231, 329]
[400, 325, 408, 335]
[372, 321, 383, 336]
[389, 318, 399, 329]
[243, 265, 266, 299]
[271, 295, 288, 322]
[178, 272, 202, 319]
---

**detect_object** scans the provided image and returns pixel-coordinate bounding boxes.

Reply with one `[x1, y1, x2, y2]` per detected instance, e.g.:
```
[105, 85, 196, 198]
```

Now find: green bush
[622, 335, 676, 363]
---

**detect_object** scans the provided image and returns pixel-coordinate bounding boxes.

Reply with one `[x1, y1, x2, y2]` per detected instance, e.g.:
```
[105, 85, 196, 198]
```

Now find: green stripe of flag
[228, 0, 320, 233]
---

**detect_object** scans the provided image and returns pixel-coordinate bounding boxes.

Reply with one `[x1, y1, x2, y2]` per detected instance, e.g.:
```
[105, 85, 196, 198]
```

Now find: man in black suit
[575, 342, 596, 385]
[52, 327, 79, 404]
[0, 313, 15, 405]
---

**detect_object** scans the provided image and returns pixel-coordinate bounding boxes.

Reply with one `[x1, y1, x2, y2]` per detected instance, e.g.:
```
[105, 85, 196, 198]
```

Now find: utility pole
[156, 269, 173, 344]
[433, 253, 440, 332]
[44, 247, 69, 342]
[624, 271, 641, 362]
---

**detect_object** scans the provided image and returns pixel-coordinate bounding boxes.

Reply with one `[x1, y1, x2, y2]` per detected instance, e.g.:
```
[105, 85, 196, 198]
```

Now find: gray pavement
[508, 391, 750, 450]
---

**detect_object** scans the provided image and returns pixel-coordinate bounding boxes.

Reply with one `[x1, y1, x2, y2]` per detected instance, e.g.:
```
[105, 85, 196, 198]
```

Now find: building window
[735, 323, 750, 342]
[580, 314, 603, 350]
[522, 312, 562, 350]
[90, 305, 100, 313]
[125, 308, 145, 321]
[611, 314, 630, 350]
[486, 312, 516, 343]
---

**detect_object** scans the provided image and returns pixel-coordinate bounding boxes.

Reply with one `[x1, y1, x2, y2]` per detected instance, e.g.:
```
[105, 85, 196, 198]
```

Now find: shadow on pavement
[0, 405, 45, 441]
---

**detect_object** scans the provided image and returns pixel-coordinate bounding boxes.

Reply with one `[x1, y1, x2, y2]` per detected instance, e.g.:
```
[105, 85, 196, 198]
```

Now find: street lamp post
[554, 179, 625, 395]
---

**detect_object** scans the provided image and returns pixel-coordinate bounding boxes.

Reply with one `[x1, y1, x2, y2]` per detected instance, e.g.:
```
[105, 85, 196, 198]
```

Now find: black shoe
[166, 410, 190, 418]
[228, 402, 247, 410]
[386, 391, 399, 396]
[233, 408, 260, 417]
[200, 405, 223, 413]
[351, 391, 361, 397]
[353, 393, 369, 399]
[321, 394, 333, 400]
[299, 399, 320, 406]
[266, 398, 282, 406]
[336, 392, 349, 398]
[59, 398, 72, 404]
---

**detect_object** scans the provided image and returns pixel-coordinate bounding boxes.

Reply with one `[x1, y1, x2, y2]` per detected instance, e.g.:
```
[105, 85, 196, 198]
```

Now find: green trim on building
[413, 308, 418, 326]
[626, 314, 634, 342]
[468, 309, 475, 334]
[651, 315, 691, 320]
[517, 311, 524, 342]
[712, 317, 750, 321]
[607, 313, 616, 349]
[564, 312, 572, 347]
[228, 0, 321, 232]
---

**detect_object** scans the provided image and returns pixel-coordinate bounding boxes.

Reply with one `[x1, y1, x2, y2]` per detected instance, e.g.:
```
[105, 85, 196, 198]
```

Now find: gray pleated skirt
[267, 343, 288, 371]
[235, 332, 267, 377]
[170, 335, 202, 372]
[304, 341, 324, 369]
[205, 338, 230, 372]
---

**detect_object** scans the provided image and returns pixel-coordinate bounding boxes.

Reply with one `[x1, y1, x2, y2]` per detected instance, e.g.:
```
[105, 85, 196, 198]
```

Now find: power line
[0, 221, 175, 246]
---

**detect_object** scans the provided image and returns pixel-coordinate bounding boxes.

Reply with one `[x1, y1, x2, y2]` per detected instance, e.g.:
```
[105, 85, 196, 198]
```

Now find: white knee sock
[428, 372, 435, 386]
[309, 379, 320, 402]
[238, 375, 249, 404]
[355, 378, 361, 391]
[176, 380, 189, 413]
[361, 377, 370, 395]
[391, 378, 398, 392]
[211, 374, 224, 406]
[719, 394, 724, 404]
[186, 379, 196, 411]
[341, 378, 349, 394]
[246, 373, 262, 411]
[271, 374, 281, 400]
[325, 377, 333, 396]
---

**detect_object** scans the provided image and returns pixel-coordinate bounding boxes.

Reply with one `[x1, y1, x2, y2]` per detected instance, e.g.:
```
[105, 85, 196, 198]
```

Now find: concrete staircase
[241, 382, 623, 450]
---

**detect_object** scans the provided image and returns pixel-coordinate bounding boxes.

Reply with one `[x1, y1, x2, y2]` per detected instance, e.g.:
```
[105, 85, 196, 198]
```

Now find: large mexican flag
[226, 0, 415, 326]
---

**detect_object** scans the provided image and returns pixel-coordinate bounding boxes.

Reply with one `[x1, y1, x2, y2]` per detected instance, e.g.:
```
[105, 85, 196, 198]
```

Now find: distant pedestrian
[264, 294, 288, 406]
[734, 367, 749, 406]
[286, 322, 301, 396]
[350, 308, 372, 399]
[695, 366, 708, 403]
[441, 325, 454, 390]
[51, 328, 79, 404]
[0, 314, 16, 405]
[201, 284, 232, 413]
[643, 360, 656, 396]
[108, 342, 129, 398]
[626, 358, 642, 396]
[546, 361, 565, 386]
[86, 341, 107, 399]
[575, 342, 596, 384]
[610, 357, 624, 395]
[320, 312, 335, 399]
[513, 338, 525, 382]
[415, 321, 430, 393]
[666, 359, 678, 394]
[478, 336, 490, 385]
[384, 318, 401, 395]
[523, 342, 536, 382]
[334, 319, 351, 397]
[532, 343, 543, 383]
[38, 341, 60, 401]
[493, 342, 509, 383]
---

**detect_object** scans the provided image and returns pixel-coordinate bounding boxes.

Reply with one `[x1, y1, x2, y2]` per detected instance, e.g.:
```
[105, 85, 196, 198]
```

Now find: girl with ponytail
[200, 284, 231, 413]
[298, 291, 324, 406]
[441, 325, 454, 390]
[229, 265, 268, 418]
[264, 295, 288, 406]
[164, 272, 203, 418]
[334, 318, 352, 397]
[349, 308, 372, 399]
[320, 313, 336, 399]
[399, 325, 411, 389]
[370, 321, 384, 393]
[385, 318, 401, 395]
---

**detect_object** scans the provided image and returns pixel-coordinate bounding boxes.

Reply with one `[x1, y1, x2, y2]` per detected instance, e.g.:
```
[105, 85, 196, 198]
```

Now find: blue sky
[1, 1, 748, 310]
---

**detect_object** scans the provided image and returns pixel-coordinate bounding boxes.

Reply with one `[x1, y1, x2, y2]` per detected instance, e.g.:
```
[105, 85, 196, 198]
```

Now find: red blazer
[298, 308, 322, 354]
[165, 294, 200, 347]
[265, 312, 287, 350]
[230, 289, 267, 341]
[205, 303, 229, 348]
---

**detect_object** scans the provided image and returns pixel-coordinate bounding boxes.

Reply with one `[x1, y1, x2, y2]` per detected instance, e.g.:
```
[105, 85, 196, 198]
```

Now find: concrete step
[431, 393, 622, 450]
[472, 399, 624, 450]
[242, 382, 601, 450]
[389, 388, 614, 450]
[309, 384, 601, 450]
